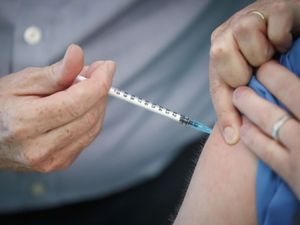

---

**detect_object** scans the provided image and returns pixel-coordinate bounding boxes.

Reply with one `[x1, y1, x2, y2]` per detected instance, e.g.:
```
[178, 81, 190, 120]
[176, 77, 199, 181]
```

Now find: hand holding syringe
[76, 75, 212, 134]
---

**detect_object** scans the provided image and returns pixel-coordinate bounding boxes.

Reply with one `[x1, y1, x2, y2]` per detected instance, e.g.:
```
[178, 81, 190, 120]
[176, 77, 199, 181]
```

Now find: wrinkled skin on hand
[0, 45, 116, 172]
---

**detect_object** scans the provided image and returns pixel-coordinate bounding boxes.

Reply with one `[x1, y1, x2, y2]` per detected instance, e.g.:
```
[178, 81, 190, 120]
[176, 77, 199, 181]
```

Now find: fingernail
[62, 44, 75, 64]
[233, 87, 243, 99]
[232, 87, 249, 104]
[223, 126, 239, 145]
[105, 60, 116, 76]
[55, 45, 74, 74]
[87, 61, 105, 75]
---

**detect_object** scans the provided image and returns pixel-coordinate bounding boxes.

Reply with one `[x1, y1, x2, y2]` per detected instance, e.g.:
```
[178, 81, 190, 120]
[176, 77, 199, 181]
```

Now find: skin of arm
[174, 124, 257, 225]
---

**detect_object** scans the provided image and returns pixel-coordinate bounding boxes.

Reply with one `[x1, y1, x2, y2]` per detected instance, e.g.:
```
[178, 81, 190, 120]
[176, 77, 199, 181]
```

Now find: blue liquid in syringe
[188, 120, 212, 134]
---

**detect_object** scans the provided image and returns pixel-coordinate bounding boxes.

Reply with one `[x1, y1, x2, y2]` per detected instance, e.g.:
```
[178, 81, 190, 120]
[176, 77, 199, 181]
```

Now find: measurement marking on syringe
[112, 87, 181, 119]
[76, 75, 212, 134]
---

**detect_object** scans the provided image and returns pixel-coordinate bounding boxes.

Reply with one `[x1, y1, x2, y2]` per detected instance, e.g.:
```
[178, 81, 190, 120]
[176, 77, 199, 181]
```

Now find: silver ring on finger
[271, 114, 291, 142]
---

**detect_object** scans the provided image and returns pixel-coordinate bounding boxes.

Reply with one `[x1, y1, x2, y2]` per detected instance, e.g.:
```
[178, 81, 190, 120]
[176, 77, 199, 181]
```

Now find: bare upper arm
[174, 124, 258, 225]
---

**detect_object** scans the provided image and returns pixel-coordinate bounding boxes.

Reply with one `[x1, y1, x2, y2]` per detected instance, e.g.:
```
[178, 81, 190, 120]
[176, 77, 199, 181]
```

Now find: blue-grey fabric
[249, 38, 300, 225]
[0, 0, 252, 212]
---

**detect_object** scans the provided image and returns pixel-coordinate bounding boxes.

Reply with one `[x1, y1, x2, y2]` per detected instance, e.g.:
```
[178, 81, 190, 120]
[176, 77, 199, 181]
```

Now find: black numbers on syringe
[112, 88, 179, 119]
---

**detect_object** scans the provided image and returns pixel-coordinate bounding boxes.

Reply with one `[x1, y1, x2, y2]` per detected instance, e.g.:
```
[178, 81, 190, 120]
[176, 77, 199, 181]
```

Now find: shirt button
[23, 26, 42, 45]
[30, 181, 46, 197]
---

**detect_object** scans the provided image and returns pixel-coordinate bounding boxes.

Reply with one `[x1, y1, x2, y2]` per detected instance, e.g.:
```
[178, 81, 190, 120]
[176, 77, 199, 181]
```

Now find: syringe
[76, 75, 212, 134]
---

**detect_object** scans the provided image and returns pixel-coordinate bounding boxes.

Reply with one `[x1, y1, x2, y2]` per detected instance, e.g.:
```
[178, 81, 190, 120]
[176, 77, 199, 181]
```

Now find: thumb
[49, 44, 84, 91]
[10, 44, 84, 96]
[210, 63, 241, 145]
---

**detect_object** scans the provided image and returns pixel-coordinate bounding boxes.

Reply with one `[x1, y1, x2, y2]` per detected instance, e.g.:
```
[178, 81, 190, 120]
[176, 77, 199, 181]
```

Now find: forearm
[174, 125, 257, 225]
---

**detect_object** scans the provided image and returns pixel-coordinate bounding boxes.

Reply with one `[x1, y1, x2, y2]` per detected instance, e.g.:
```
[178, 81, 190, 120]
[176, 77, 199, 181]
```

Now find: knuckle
[210, 43, 229, 61]
[232, 19, 251, 38]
